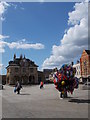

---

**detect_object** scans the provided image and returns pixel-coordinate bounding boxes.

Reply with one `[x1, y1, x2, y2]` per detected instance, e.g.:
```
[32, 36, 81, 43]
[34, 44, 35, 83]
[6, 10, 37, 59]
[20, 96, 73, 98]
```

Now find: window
[23, 68, 26, 72]
[83, 60, 87, 75]
[30, 68, 34, 73]
[15, 68, 19, 72]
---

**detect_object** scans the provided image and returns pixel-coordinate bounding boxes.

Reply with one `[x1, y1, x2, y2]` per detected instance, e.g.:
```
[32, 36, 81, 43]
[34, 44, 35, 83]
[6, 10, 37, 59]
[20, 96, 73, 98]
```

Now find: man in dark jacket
[15, 81, 22, 94]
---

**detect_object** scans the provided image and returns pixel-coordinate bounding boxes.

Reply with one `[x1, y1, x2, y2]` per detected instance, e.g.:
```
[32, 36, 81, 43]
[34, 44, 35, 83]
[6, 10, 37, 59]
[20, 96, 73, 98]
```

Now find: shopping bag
[14, 87, 16, 93]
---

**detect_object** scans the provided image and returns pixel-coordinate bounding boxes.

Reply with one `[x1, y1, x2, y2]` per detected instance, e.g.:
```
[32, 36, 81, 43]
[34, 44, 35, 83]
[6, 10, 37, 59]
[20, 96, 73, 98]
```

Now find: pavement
[0, 84, 89, 118]
[0, 90, 2, 119]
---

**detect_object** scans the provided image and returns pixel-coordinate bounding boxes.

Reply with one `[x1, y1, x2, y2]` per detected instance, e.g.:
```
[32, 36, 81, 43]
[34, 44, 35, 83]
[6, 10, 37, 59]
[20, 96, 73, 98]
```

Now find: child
[40, 81, 43, 89]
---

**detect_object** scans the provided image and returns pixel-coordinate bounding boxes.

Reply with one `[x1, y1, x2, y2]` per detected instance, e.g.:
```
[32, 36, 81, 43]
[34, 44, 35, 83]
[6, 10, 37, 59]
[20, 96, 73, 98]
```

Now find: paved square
[1, 84, 89, 118]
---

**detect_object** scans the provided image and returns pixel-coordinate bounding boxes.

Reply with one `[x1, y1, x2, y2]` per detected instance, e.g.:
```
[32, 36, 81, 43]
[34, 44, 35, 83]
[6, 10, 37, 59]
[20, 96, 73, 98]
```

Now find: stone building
[49, 67, 57, 82]
[80, 50, 90, 82]
[43, 69, 52, 83]
[0, 75, 6, 85]
[38, 71, 45, 83]
[6, 54, 38, 85]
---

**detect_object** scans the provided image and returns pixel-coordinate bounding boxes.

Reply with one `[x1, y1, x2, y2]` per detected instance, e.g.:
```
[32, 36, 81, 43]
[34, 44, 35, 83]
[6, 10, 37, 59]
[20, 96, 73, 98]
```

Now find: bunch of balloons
[53, 64, 79, 94]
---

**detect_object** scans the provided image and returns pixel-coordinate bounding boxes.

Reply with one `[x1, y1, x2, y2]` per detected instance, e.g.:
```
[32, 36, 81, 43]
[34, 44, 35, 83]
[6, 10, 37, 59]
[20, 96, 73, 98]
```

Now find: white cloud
[10, 3, 17, 9]
[39, 0, 44, 2]
[10, 3, 25, 10]
[61, 18, 88, 46]
[0, 35, 9, 53]
[42, 1, 88, 69]
[0, 35, 9, 40]
[68, 2, 88, 25]
[0, 2, 10, 20]
[0, 2, 44, 52]
[6, 41, 44, 50]
[0, 64, 4, 72]
[0, 35, 45, 53]
[0, 64, 3, 67]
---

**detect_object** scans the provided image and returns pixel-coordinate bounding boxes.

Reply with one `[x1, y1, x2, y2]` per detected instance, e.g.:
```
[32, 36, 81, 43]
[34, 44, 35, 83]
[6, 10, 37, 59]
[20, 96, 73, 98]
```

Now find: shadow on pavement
[68, 98, 90, 104]
[19, 93, 31, 95]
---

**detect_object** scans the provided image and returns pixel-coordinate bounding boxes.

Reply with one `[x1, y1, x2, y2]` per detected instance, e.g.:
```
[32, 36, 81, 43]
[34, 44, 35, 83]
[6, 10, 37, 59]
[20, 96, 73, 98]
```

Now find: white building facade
[73, 63, 81, 79]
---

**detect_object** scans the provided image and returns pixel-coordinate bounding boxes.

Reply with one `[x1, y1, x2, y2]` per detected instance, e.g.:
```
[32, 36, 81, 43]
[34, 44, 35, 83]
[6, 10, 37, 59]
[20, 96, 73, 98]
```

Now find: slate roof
[6, 57, 38, 69]
[85, 50, 90, 55]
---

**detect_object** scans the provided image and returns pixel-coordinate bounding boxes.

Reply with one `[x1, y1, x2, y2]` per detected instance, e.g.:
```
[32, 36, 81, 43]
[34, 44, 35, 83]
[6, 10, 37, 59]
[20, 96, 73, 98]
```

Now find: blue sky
[0, 1, 88, 74]
[2, 2, 74, 73]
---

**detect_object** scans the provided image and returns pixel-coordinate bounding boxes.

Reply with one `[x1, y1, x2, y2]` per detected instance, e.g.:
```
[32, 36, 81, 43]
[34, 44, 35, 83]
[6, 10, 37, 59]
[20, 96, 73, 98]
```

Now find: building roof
[43, 69, 52, 72]
[6, 56, 38, 69]
[85, 50, 90, 55]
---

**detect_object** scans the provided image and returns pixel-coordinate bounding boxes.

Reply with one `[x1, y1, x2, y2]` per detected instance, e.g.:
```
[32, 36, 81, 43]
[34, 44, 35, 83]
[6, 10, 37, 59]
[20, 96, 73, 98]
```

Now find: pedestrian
[55, 70, 59, 82]
[15, 81, 22, 94]
[40, 81, 43, 89]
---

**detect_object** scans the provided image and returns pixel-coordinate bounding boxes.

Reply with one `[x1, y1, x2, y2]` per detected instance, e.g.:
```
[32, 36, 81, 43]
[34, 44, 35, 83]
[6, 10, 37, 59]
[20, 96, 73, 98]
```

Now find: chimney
[13, 54, 16, 60]
[24, 55, 26, 59]
[20, 54, 23, 59]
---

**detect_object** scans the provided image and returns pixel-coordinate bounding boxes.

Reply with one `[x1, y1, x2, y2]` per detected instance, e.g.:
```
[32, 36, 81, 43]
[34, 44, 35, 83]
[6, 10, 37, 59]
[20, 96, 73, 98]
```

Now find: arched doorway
[14, 76, 20, 84]
[6, 76, 9, 84]
[29, 75, 35, 84]
[21, 75, 28, 84]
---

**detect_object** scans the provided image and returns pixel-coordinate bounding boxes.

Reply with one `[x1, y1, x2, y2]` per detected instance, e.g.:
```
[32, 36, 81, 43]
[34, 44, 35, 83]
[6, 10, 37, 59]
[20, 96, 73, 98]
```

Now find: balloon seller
[53, 64, 79, 99]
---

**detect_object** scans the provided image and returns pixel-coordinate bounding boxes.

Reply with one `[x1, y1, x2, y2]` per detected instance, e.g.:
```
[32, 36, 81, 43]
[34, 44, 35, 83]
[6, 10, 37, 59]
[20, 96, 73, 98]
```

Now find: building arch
[29, 75, 35, 84]
[14, 76, 20, 84]
[6, 76, 9, 84]
[21, 75, 28, 84]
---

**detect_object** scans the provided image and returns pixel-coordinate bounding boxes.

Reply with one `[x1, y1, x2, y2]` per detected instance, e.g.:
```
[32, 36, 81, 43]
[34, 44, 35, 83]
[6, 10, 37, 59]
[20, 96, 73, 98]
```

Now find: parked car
[82, 82, 90, 90]
[85, 82, 90, 86]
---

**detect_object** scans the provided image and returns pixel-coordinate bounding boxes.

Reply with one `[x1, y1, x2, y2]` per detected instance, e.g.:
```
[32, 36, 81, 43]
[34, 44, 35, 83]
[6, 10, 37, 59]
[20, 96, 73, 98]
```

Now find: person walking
[15, 81, 22, 94]
[40, 81, 43, 89]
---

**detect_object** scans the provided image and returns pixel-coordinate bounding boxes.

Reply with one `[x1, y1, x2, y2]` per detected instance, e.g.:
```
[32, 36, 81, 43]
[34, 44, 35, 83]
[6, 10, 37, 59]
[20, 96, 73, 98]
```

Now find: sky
[0, 1, 88, 74]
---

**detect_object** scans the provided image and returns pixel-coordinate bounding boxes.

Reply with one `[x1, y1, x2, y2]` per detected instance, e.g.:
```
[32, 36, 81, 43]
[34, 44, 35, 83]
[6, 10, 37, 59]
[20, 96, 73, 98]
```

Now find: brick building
[80, 50, 90, 82]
